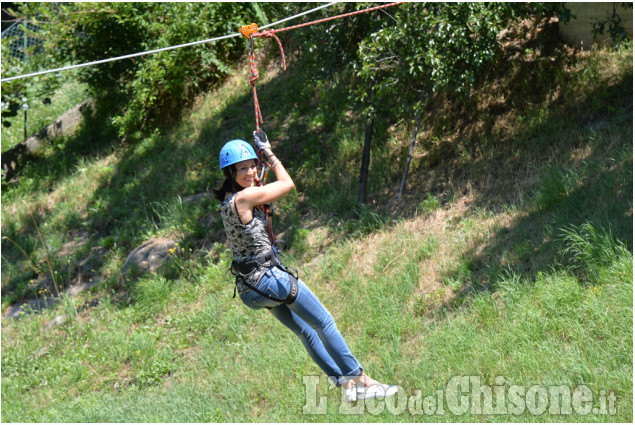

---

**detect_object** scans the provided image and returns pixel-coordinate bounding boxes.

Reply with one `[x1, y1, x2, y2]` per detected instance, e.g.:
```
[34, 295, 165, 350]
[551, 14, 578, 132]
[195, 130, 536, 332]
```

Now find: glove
[253, 129, 271, 151]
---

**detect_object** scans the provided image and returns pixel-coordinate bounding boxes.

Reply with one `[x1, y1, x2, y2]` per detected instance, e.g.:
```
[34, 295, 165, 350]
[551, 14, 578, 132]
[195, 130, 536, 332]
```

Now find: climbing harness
[231, 247, 299, 305]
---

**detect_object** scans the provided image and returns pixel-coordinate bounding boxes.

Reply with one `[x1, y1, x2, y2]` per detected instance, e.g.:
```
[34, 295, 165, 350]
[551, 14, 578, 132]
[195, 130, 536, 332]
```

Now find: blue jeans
[239, 266, 363, 385]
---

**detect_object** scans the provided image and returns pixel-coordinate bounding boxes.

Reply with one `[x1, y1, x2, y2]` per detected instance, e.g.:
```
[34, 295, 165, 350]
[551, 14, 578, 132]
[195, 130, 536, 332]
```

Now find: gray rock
[4, 296, 56, 319]
[121, 238, 177, 276]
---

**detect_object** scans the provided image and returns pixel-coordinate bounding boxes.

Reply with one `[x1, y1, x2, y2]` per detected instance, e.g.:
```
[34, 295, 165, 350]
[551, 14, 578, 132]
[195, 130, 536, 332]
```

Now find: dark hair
[213, 165, 243, 201]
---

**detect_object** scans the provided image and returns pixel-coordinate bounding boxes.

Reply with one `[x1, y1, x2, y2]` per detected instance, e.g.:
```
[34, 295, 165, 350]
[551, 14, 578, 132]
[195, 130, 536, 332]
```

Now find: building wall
[559, 2, 633, 48]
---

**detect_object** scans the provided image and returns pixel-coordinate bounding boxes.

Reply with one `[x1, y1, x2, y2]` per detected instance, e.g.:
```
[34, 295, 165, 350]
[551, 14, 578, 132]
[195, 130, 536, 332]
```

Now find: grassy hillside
[1, 25, 632, 422]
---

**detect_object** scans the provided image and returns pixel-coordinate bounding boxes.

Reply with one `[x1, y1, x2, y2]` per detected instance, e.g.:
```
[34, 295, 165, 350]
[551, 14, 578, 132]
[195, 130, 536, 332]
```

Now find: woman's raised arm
[235, 131, 294, 218]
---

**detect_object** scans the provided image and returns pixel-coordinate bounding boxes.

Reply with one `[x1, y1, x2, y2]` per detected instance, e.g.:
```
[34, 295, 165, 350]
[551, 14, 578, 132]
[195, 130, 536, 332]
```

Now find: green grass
[1, 223, 631, 422]
[1, 36, 632, 422]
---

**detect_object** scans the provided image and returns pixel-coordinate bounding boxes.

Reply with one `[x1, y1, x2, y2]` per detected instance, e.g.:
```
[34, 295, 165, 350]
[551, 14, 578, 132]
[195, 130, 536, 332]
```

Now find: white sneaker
[345, 386, 358, 402]
[357, 383, 398, 400]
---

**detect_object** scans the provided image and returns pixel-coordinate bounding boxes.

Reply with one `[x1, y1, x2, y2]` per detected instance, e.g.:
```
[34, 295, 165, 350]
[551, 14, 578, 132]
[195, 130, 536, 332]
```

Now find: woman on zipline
[213, 129, 397, 402]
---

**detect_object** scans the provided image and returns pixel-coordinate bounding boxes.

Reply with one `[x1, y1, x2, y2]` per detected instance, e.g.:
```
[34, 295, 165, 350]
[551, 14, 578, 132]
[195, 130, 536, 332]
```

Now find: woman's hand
[253, 129, 271, 151]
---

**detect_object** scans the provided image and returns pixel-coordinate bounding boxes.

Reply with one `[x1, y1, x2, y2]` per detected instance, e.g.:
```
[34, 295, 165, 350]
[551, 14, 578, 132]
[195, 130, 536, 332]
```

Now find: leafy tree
[288, 3, 403, 203]
[592, 2, 633, 47]
[352, 3, 573, 202]
[355, 3, 573, 111]
[2, 1, 577, 200]
[8, 3, 292, 138]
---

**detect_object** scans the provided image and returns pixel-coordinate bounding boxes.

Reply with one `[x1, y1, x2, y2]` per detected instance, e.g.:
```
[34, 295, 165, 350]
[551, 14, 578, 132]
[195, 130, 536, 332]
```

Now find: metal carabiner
[258, 161, 267, 181]
[246, 34, 255, 55]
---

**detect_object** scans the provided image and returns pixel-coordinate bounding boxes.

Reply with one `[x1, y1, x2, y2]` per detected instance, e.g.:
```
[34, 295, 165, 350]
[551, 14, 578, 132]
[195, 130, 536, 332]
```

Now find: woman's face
[234, 159, 258, 188]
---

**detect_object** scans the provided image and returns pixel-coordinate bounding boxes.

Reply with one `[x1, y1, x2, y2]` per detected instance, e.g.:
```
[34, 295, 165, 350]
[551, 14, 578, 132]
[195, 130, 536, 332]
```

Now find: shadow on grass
[368, 22, 634, 313]
[436, 79, 633, 312]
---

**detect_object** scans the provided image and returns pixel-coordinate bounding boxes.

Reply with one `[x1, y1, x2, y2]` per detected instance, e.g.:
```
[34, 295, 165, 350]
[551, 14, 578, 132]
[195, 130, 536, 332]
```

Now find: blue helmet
[219, 139, 258, 169]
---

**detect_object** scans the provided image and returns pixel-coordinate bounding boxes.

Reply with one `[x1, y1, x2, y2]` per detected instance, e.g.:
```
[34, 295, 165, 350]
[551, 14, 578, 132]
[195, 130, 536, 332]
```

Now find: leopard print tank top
[220, 193, 273, 293]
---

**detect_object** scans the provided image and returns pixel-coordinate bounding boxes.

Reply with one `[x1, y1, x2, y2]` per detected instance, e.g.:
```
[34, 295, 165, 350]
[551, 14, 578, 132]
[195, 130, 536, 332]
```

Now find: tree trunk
[398, 111, 422, 200]
[358, 113, 374, 204]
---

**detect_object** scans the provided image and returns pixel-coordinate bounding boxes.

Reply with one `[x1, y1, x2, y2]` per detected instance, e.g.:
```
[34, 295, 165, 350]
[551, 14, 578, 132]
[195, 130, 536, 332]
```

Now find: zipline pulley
[239, 23, 259, 39]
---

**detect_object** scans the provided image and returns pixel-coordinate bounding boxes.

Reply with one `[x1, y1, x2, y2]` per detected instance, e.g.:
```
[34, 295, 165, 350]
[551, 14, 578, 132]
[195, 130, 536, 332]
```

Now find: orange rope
[254, 2, 403, 37]
[245, 2, 405, 246]
[246, 2, 404, 131]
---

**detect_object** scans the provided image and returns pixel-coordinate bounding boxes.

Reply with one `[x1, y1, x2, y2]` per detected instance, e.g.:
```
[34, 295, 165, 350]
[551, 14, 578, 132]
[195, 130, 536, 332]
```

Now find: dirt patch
[58, 230, 91, 258]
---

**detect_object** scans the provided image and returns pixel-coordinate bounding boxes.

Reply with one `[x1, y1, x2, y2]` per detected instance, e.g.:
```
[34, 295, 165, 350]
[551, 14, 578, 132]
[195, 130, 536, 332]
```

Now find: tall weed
[560, 222, 629, 282]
